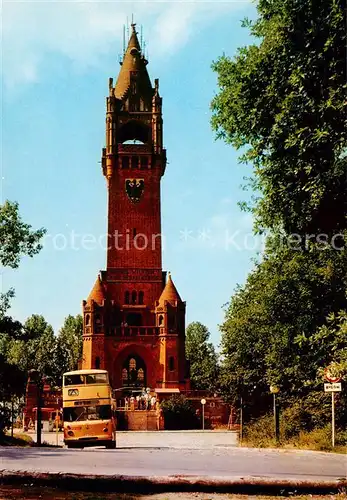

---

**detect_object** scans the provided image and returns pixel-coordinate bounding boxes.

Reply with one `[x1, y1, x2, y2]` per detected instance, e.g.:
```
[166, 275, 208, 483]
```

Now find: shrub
[243, 414, 277, 448]
[160, 395, 199, 430]
[295, 426, 332, 451]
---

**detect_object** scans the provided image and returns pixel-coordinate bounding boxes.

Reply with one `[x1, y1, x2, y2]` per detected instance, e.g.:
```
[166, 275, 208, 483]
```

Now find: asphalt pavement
[1, 445, 346, 481]
[1, 432, 346, 494]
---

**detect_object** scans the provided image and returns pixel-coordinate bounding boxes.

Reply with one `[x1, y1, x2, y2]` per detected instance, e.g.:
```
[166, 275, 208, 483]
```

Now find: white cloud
[2, 0, 249, 90]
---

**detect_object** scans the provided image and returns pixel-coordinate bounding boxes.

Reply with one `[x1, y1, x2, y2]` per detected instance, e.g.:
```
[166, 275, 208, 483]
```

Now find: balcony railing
[118, 144, 151, 154]
[113, 326, 160, 337]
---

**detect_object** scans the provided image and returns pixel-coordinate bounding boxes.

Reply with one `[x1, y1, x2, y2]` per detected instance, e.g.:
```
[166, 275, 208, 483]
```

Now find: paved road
[25, 430, 238, 449]
[1, 446, 346, 483]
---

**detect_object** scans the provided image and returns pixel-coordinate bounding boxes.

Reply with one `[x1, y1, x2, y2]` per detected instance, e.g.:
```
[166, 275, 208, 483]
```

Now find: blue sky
[2, 0, 262, 347]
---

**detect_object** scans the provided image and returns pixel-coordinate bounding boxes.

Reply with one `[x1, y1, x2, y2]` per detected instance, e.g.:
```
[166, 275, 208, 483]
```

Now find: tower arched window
[95, 314, 101, 324]
[158, 315, 164, 326]
[122, 355, 146, 387]
[95, 357, 100, 369]
[122, 157, 129, 169]
[85, 314, 90, 326]
[132, 291, 137, 304]
[169, 356, 175, 371]
[139, 291, 144, 305]
[125, 291, 130, 304]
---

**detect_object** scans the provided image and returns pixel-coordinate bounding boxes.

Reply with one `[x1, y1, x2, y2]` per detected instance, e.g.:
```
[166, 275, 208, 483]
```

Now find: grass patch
[241, 414, 347, 453]
[0, 433, 33, 446]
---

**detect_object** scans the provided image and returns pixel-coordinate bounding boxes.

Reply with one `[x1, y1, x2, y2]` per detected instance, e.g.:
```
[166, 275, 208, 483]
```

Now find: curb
[0, 471, 346, 495]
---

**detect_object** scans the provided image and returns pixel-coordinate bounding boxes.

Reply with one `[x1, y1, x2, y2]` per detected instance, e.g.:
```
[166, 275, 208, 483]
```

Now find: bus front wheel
[106, 441, 116, 449]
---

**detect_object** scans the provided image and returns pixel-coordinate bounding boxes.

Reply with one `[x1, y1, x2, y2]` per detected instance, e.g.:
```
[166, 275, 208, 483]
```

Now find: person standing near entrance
[130, 395, 135, 411]
[136, 395, 140, 410]
[125, 397, 129, 411]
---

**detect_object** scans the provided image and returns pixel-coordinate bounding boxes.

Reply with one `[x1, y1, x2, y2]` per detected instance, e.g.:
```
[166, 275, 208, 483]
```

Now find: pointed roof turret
[114, 23, 153, 100]
[87, 275, 106, 306]
[158, 272, 182, 306]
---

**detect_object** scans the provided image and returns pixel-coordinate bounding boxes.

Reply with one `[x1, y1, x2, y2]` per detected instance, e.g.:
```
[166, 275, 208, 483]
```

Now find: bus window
[85, 373, 108, 384]
[64, 374, 85, 386]
[85, 374, 96, 384]
[63, 405, 111, 422]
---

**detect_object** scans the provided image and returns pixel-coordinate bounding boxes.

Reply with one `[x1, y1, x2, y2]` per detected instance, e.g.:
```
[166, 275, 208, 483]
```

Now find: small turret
[87, 274, 106, 306]
[158, 272, 182, 306]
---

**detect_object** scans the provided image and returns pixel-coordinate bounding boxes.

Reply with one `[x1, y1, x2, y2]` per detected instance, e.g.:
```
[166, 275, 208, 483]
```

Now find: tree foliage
[51, 315, 83, 386]
[0, 201, 46, 405]
[160, 395, 199, 430]
[211, 0, 347, 235]
[185, 322, 219, 392]
[0, 201, 46, 269]
[219, 239, 347, 409]
[4, 315, 56, 387]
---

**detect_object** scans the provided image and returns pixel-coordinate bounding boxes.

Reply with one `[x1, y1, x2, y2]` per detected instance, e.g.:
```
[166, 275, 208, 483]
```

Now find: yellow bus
[62, 369, 116, 449]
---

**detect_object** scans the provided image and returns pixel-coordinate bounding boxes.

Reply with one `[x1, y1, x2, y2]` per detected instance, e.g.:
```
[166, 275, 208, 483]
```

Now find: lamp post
[200, 399, 206, 430]
[270, 385, 280, 443]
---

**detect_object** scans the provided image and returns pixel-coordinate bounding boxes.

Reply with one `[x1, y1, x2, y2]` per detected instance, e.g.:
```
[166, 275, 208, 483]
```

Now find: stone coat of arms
[125, 179, 144, 203]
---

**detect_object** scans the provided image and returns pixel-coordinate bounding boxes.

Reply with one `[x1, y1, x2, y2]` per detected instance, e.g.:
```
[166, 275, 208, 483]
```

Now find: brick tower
[82, 24, 190, 395]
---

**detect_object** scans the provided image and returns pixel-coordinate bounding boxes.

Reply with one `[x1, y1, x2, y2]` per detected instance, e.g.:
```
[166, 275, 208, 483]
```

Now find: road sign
[324, 366, 341, 383]
[324, 382, 342, 392]
[201, 398, 206, 405]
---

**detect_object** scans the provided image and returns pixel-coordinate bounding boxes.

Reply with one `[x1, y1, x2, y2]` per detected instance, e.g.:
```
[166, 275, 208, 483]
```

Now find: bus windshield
[64, 373, 108, 386]
[63, 405, 112, 422]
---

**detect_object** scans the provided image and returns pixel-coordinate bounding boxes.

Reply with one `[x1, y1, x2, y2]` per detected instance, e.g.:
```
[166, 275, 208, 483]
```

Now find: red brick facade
[82, 24, 190, 395]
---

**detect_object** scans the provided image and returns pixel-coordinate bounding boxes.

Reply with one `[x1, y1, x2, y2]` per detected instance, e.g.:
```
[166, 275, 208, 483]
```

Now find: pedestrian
[130, 395, 135, 411]
[136, 395, 140, 410]
[151, 395, 156, 410]
[125, 396, 129, 411]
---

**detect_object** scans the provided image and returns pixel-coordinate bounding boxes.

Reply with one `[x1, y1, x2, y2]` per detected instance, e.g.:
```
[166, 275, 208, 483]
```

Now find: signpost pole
[324, 364, 342, 449]
[11, 400, 14, 438]
[332, 391, 335, 448]
[56, 398, 59, 447]
[240, 396, 243, 443]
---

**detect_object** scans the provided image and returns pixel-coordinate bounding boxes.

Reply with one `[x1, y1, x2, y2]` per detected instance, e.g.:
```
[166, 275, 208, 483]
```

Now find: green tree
[211, 0, 347, 236]
[0, 200, 46, 269]
[186, 322, 219, 392]
[6, 315, 56, 378]
[219, 238, 347, 421]
[0, 201, 46, 414]
[51, 314, 83, 385]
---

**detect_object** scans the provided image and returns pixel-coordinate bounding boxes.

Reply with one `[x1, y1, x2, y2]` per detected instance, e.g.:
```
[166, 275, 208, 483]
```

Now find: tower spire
[114, 20, 152, 100]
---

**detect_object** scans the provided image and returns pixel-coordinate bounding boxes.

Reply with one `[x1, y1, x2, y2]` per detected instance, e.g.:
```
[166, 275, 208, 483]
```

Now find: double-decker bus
[62, 369, 116, 449]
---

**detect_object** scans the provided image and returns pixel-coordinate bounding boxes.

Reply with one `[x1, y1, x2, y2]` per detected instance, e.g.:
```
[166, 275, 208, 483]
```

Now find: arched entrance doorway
[122, 355, 146, 388]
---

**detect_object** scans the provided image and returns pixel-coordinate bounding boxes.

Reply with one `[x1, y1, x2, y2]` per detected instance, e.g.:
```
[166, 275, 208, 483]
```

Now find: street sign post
[324, 366, 342, 448]
[324, 383, 342, 392]
[201, 399, 206, 431]
[324, 366, 341, 384]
